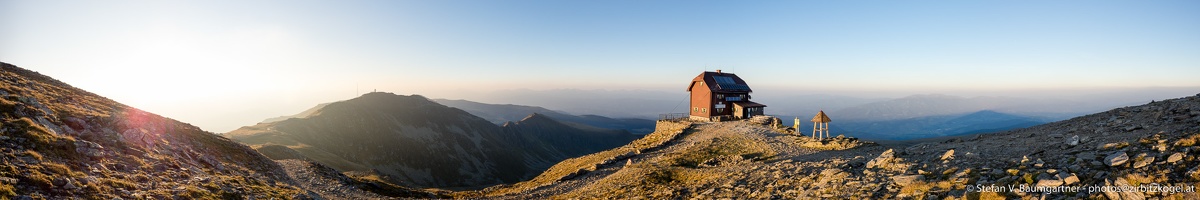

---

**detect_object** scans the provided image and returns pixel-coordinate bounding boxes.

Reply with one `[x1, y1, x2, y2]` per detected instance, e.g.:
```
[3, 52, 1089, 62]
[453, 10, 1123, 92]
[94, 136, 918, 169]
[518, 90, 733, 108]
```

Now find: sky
[2, 0, 1199, 132]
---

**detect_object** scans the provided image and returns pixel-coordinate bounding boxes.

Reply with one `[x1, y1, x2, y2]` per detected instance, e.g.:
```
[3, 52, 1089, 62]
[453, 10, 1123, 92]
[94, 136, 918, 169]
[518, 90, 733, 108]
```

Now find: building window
[693, 107, 698, 113]
[702, 108, 707, 113]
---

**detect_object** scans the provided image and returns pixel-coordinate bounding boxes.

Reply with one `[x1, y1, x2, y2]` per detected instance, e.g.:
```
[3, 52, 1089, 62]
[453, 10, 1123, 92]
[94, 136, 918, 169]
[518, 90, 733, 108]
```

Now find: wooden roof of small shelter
[811, 110, 831, 122]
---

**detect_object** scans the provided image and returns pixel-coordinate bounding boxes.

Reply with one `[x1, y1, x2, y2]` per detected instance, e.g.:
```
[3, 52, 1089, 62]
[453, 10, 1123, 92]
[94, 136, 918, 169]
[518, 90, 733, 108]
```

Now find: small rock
[63, 181, 79, 190]
[1036, 178, 1063, 187]
[1068, 165, 1082, 173]
[1133, 157, 1154, 169]
[1167, 152, 1184, 163]
[79, 176, 98, 185]
[891, 175, 924, 186]
[1105, 152, 1129, 166]
[1061, 173, 1080, 186]
[1106, 178, 1146, 200]
[995, 176, 1016, 184]
[0, 177, 17, 184]
[940, 149, 955, 160]
[53, 177, 71, 187]
[1154, 144, 1169, 152]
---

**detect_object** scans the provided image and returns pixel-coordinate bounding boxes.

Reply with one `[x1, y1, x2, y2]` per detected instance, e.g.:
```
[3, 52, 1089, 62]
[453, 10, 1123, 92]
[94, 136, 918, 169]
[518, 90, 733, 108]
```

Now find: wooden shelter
[811, 110, 831, 139]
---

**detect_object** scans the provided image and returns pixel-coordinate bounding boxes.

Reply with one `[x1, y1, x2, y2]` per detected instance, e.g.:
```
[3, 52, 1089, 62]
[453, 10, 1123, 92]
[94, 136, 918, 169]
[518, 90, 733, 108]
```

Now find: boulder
[1104, 178, 1146, 200]
[940, 149, 954, 161]
[1132, 156, 1154, 169]
[866, 149, 896, 169]
[1105, 152, 1129, 166]
[890, 175, 924, 186]
[1061, 173, 1080, 186]
[0, 177, 16, 184]
[74, 140, 105, 158]
[52, 177, 73, 188]
[1035, 178, 1063, 187]
[1166, 152, 1184, 163]
[200, 155, 224, 171]
[1067, 135, 1080, 146]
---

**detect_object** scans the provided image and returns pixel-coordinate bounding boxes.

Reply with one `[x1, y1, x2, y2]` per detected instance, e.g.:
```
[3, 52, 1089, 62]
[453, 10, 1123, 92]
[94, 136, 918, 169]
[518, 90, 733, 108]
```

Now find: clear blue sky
[2, 0, 1198, 132]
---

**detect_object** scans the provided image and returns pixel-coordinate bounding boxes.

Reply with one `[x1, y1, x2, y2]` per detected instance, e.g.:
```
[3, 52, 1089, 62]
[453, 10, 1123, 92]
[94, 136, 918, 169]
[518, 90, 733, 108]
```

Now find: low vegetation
[1, 62, 304, 198]
[469, 120, 693, 197]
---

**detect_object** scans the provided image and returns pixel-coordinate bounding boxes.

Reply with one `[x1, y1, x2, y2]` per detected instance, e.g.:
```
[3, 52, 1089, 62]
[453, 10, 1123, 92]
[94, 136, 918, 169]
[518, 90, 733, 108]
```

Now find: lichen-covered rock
[1105, 152, 1129, 166]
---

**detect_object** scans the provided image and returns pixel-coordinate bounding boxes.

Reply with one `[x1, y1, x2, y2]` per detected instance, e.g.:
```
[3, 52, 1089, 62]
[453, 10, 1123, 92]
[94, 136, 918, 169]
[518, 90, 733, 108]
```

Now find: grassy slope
[0, 62, 303, 199]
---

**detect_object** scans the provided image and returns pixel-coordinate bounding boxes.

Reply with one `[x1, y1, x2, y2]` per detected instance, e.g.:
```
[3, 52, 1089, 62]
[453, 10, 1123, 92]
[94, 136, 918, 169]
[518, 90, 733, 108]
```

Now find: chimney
[716, 69, 722, 74]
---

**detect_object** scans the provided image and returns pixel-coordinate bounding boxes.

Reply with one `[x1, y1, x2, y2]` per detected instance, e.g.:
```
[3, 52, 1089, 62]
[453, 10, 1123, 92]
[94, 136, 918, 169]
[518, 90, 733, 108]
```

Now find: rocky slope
[226, 92, 640, 188]
[475, 94, 1200, 199]
[0, 62, 308, 199]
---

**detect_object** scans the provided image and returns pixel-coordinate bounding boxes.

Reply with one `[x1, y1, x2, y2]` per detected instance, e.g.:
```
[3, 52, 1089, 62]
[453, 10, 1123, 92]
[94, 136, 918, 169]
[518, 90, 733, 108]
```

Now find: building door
[733, 104, 745, 119]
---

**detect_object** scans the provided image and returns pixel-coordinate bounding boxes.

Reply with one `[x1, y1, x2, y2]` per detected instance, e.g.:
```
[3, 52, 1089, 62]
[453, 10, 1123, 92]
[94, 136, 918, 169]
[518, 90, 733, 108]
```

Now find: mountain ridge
[227, 92, 641, 188]
[433, 98, 657, 134]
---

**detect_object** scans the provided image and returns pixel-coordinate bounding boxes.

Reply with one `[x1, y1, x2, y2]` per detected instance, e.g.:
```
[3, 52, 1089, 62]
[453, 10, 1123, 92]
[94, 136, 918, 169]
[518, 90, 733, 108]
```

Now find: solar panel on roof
[714, 76, 736, 84]
[713, 76, 749, 90]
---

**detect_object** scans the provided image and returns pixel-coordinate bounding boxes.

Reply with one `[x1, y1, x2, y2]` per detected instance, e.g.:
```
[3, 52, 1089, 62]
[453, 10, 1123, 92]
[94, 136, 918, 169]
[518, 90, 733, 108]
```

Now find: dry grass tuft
[0, 183, 15, 198]
[966, 191, 1009, 200]
[24, 150, 43, 161]
[43, 162, 70, 175]
[1175, 133, 1200, 147]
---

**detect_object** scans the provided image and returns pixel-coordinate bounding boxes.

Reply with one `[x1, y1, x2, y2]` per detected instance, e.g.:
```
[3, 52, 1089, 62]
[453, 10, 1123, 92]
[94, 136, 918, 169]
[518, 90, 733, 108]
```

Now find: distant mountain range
[448, 88, 1198, 141]
[839, 110, 1047, 140]
[833, 94, 1090, 121]
[226, 92, 640, 188]
[450, 89, 686, 119]
[432, 99, 656, 134]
